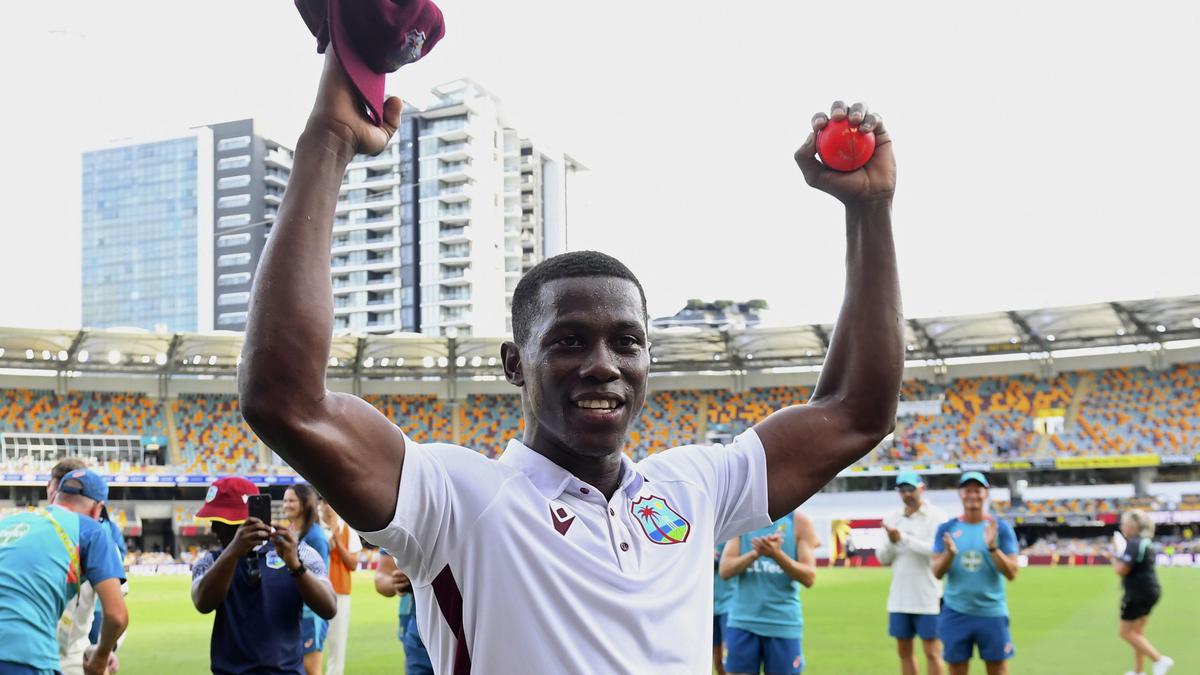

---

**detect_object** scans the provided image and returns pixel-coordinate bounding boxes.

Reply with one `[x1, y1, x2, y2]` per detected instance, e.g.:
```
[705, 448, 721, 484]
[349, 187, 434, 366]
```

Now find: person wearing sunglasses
[191, 477, 337, 675]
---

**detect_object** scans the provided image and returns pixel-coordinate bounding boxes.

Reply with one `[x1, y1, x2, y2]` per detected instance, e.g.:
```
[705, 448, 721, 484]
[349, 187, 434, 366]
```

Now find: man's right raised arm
[239, 51, 407, 532]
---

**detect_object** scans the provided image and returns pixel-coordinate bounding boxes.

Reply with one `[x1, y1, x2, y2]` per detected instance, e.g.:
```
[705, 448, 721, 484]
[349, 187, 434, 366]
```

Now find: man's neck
[523, 432, 625, 500]
[960, 509, 984, 524]
[904, 500, 922, 516]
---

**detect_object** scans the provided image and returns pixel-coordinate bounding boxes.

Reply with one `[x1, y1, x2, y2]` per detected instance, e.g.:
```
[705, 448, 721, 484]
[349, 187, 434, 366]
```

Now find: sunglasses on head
[897, 485, 918, 493]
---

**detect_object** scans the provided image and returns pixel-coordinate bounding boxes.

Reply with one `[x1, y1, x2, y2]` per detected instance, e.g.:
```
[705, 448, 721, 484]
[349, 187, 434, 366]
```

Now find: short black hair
[511, 251, 648, 344]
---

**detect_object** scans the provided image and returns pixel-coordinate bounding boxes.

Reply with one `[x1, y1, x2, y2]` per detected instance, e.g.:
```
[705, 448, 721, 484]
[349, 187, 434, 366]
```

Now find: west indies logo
[630, 495, 690, 545]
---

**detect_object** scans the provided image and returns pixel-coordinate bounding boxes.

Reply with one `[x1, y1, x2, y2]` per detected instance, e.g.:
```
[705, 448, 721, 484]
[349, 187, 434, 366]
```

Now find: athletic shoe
[1152, 655, 1174, 675]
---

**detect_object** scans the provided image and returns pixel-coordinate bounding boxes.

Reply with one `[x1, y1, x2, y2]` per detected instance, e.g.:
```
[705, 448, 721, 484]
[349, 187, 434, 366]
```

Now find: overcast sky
[3, 1, 1198, 331]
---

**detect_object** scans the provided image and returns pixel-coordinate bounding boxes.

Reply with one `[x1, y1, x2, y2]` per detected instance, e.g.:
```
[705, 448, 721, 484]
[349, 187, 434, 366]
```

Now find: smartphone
[247, 494, 272, 526]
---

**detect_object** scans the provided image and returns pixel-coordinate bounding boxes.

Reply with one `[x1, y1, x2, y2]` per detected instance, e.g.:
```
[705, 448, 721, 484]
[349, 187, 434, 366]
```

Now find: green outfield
[114, 567, 1196, 674]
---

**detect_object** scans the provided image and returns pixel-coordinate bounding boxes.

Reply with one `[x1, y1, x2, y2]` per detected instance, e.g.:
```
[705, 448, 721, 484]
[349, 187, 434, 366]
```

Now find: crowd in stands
[0, 362, 1196, 473]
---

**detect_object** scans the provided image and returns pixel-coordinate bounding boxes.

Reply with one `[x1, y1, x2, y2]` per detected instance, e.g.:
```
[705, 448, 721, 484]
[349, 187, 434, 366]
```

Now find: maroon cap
[196, 476, 260, 525]
[296, 0, 446, 125]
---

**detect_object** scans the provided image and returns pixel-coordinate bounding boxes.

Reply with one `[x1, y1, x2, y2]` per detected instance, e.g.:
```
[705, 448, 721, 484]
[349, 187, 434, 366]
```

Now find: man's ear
[91, 502, 104, 521]
[500, 341, 524, 387]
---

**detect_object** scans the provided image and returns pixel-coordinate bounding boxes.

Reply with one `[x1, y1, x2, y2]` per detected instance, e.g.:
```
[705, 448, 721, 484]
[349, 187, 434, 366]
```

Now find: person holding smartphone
[191, 477, 336, 675]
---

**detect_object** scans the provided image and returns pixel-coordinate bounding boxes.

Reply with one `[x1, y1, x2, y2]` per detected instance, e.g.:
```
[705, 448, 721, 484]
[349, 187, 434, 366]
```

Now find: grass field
[115, 567, 1197, 674]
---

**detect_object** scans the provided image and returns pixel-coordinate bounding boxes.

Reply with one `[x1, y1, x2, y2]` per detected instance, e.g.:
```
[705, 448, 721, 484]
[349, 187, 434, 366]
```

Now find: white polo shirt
[877, 501, 947, 615]
[361, 429, 770, 674]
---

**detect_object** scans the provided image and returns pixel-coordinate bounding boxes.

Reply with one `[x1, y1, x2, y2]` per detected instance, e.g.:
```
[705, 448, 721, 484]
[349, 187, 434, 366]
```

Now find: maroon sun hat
[296, 0, 446, 125]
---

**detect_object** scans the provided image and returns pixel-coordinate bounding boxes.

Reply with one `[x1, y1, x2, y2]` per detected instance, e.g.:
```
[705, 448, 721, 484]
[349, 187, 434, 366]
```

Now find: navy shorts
[302, 615, 329, 654]
[714, 613, 728, 647]
[889, 612, 940, 641]
[939, 606, 1014, 664]
[724, 626, 804, 674]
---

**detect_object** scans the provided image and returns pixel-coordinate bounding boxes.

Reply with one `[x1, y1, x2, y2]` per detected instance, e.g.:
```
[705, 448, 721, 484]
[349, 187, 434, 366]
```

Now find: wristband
[289, 563, 308, 577]
[988, 546, 999, 552]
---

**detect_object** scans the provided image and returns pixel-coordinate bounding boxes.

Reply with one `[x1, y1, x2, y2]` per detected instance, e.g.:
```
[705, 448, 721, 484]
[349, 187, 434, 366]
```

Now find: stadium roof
[1, 295, 1197, 381]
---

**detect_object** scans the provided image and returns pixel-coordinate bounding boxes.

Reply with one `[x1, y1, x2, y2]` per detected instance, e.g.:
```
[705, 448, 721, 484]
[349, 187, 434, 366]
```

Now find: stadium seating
[628, 390, 702, 459]
[0, 388, 166, 437]
[707, 385, 812, 437]
[364, 394, 454, 443]
[173, 394, 261, 475]
[893, 374, 1075, 462]
[457, 394, 522, 457]
[0, 362, 1196, 472]
[1053, 364, 1200, 456]
[991, 496, 1127, 516]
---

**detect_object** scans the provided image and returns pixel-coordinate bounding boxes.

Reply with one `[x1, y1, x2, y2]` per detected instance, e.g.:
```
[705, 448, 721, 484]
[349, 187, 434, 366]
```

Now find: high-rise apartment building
[82, 129, 213, 332]
[333, 79, 582, 337]
[82, 120, 290, 333]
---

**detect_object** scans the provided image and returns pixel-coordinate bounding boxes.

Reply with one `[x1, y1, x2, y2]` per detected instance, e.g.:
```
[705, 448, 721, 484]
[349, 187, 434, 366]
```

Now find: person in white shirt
[239, 43, 904, 675]
[878, 470, 946, 675]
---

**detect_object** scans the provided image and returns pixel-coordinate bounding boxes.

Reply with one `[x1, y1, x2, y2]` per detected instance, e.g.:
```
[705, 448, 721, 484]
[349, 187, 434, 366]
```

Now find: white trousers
[324, 593, 353, 675]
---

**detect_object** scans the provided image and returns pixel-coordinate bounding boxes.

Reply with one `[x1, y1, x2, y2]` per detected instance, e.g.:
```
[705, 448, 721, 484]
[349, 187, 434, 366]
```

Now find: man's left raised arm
[755, 101, 903, 520]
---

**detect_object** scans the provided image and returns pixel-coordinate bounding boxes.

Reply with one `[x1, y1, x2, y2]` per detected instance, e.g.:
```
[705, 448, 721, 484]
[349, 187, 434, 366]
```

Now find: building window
[217, 272, 252, 286]
[218, 291, 250, 306]
[218, 194, 251, 209]
[217, 312, 248, 326]
[217, 155, 252, 171]
[218, 136, 252, 152]
[217, 213, 252, 229]
[217, 174, 252, 190]
[218, 252, 252, 268]
[217, 233, 252, 248]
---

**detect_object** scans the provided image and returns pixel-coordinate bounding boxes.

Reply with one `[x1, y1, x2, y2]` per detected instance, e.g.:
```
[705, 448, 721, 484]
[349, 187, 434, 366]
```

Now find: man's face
[898, 483, 922, 509]
[503, 277, 650, 458]
[959, 483, 988, 511]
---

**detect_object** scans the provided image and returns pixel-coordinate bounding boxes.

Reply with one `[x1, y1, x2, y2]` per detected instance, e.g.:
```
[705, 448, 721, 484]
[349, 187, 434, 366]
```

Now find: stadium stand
[363, 393, 453, 443]
[628, 390, 702, 460]
[0, 362, 1196, 472]
[707, 385, 812, 437]
[457, 393, 522, 457]
[0, 388, 165, 437]
[1053, 363, 1200, 456]
[893, 374, 1075, 462]
[173, 393, 261, 475]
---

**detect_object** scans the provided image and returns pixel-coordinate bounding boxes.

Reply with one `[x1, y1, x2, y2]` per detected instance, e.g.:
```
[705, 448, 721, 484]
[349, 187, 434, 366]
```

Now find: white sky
[2, 1, 1198, 331]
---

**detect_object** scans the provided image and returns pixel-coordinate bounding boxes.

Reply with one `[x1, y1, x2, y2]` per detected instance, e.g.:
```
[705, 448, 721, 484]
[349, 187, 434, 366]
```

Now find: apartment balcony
[365, 274, 397, 288]
[440, 253, 471, 266]
[266, 149, 293, 169]
[439, 271, 470, 286]
[439, 296, 471, 307]
[332, 235, 395, 254]
[438, 161, 470, 181]
[433, 142, 469, 161]
[439, 226, 470, 244]
[264, 169, 289, 188]
[438, 208, 470, 224]
[265, 192, 283, 205]
[354, 172, 400, 188]
[350, 151, 399, 169]
[437, 187, 470, 204]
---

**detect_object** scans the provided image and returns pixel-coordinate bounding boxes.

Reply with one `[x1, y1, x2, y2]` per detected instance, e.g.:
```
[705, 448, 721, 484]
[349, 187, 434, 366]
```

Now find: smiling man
[239, 42, 902, 673]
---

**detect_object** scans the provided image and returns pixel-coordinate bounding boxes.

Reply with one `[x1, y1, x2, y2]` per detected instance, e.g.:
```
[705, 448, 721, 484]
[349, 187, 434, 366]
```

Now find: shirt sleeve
[298, 542, 328, 578]
[642, 429, 771, 544]
[998, 520, 1018, 555]
[78, 517, 126, 587]
[1121, 538, 1138, 564]
[345, 525, 363, 554]
[932, 521, 949, 553]
[357, 437, 505, 586]
[191, 551, 217, 580]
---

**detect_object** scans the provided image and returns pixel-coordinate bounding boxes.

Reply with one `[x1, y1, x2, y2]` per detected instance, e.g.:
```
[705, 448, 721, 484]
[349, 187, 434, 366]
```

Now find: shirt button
[620, 543, 629, 552]
[579, 487, 590, 495]
[609, 508, 615, 516]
